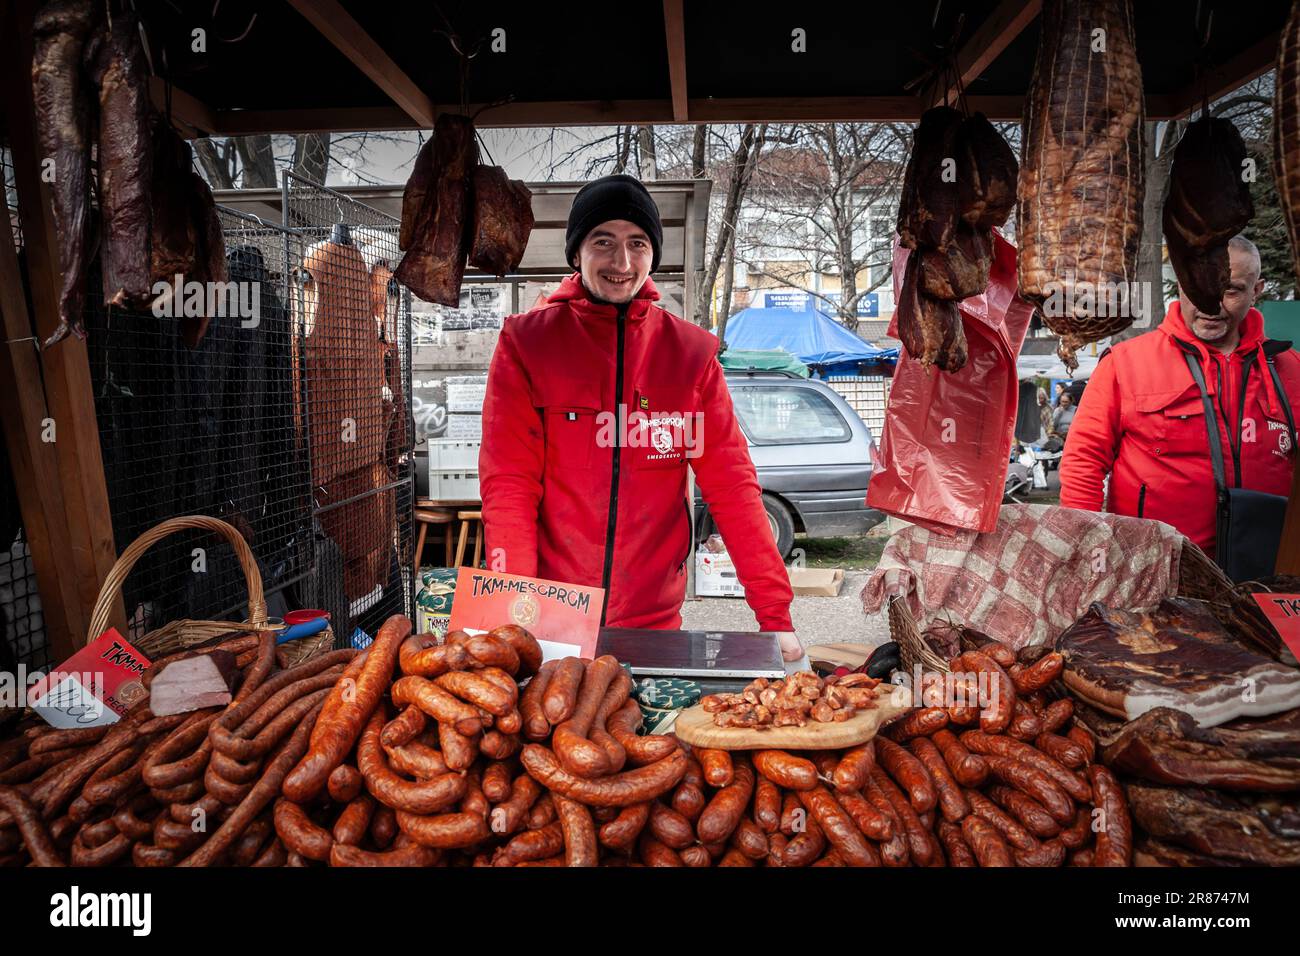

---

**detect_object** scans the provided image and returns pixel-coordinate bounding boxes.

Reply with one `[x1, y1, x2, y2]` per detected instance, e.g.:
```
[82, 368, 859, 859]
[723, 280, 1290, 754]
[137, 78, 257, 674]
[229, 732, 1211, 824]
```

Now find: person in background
[1037, 387, 1053, 442]
[1060, 235, 1298, 559]
[1051, 392, 1076, 439]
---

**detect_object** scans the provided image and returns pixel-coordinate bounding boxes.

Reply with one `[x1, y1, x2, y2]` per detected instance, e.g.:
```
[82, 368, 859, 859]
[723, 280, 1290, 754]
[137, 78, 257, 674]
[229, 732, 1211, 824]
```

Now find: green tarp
[717, 347, 809, 377]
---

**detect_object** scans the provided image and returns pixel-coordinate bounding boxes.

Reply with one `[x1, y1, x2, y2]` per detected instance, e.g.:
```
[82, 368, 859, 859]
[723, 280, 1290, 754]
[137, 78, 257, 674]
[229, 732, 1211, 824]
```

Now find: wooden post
[0, 194, 85, 661]
[3, 0, 124, 648]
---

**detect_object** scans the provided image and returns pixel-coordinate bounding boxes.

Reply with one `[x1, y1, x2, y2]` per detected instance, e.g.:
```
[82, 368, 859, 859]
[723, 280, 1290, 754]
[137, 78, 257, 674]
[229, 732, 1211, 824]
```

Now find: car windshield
[731, 385, 850, 444]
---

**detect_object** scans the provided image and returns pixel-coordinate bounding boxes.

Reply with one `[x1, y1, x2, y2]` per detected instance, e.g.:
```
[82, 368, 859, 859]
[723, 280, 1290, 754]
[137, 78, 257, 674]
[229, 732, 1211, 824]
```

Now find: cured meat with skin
[920, 225, 992, 301]
[1078, 702, 1300, 792]
[955, 113, 1018, 230]
[1276, 4, 1300, 285]
[1017, 0, 1145, 370]
[897, 106, 964, 252]
[400, 134, 435, 252]
[1126, 783, 1300, 867]
[1057, 601, 1300, 727]
[468, 165, 534, 277]
[395, 114, 478, 306]
[91, 8, 153, 309]
[896, 253, 968, 372]
[1163, 117, 1254, 315]
[31, 0, 98, 346]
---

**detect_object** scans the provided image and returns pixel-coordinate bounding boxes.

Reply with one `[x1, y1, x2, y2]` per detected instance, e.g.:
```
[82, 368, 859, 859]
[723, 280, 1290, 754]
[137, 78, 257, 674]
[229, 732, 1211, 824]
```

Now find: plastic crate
[428, 470, 480, 499]
[427, 438, 480, 471]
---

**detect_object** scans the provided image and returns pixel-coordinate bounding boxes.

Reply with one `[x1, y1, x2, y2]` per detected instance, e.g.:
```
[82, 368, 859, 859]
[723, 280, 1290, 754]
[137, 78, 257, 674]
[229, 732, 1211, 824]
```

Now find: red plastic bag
[866, 233, 1035, 534]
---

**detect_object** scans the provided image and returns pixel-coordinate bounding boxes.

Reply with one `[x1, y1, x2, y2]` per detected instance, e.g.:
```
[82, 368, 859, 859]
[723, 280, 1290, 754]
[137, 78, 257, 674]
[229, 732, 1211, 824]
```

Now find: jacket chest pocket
[1133, 390, 1210, 458]
[536, 378, 602, 472]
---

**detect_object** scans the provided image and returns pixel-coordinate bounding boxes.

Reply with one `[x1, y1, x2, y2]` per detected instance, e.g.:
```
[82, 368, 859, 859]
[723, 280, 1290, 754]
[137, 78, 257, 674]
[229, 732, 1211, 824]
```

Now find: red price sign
[449, 568, 603, 662]
[1251, 593, 1300, 660]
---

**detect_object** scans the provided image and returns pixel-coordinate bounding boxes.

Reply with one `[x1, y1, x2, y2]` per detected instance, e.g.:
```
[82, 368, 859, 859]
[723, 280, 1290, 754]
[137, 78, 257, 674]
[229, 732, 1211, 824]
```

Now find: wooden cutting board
[673, 684, 913, 750]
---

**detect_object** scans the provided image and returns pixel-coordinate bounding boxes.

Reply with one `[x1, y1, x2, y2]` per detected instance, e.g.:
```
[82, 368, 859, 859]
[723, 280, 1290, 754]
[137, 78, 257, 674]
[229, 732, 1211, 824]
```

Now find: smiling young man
[479, 174, 799, 658]
[1060, 236, 1299, 563]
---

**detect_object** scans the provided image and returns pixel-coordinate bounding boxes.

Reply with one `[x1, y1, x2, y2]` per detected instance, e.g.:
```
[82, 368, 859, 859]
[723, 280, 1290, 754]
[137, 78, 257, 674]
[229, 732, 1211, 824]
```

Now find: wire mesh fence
[283, 172, 415, 646]
[85, 205, 314, 643]
[1, 144, 47, 674]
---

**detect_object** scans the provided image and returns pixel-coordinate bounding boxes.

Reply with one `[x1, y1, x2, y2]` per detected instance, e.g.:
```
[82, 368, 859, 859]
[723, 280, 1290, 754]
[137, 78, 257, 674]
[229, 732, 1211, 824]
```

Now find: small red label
[449, 568, 603, 661]
[1251, 593, 1300, 660]
[28, 628, 152, 727]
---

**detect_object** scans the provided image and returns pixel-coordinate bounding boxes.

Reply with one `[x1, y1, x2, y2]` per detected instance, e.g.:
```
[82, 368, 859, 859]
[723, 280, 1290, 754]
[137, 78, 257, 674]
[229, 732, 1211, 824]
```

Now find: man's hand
[775, 631, 803, 662]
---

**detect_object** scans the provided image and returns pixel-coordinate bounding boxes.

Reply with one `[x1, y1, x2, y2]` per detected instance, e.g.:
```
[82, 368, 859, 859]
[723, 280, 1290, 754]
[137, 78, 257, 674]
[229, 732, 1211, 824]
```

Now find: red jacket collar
[1159, 300, 1265, 358]
[547, 272, 659, 321]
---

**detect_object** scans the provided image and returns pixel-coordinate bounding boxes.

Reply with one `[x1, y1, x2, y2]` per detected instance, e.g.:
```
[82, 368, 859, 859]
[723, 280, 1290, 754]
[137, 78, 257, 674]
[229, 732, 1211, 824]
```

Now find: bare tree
[738, 123, 908, 331]
[700, 124, 768, 331]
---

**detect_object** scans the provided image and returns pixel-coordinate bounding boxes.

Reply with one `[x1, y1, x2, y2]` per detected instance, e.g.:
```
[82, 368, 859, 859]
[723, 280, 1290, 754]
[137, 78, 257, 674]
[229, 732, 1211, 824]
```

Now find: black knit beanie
[564, 174, 663, 273]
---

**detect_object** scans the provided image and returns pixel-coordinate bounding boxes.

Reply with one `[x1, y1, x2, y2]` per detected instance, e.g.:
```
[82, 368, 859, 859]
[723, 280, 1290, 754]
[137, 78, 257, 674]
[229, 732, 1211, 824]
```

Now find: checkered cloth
[860, 505, 1186, 652]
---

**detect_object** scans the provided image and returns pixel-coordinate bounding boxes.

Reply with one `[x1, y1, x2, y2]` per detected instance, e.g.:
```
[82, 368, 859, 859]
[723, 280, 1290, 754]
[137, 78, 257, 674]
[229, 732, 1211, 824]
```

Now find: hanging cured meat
[148, 116, 227, 348]
[1274, 2, 1300, 286]
[468, 164, 534, 276]
[31, 0, 98, 346]
[1164, 117, 1255, 315]
[394, 113, 478, 306]
[896, 252, 968, 371]
[1017, 0, 1145, 370]
[894, 105, 1015, 370]
[90, 7, 153, 309]
[897, 106, 964, 253]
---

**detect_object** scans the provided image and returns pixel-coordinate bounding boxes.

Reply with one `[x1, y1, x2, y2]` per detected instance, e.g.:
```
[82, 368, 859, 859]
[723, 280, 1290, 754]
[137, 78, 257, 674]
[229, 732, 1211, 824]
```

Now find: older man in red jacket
[1060, 236, 1298, 558]
[479, 174, 799, 658]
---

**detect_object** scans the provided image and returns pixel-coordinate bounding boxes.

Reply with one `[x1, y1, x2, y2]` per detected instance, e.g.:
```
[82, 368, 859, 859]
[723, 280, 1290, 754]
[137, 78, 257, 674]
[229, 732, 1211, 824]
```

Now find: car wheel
[762, 494, 796, 558]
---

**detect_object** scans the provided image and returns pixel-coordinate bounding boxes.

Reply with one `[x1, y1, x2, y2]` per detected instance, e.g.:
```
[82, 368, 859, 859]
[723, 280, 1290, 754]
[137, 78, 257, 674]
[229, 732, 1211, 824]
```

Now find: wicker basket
[87, 515, 333, 669]
[891, 536, 1234, 676]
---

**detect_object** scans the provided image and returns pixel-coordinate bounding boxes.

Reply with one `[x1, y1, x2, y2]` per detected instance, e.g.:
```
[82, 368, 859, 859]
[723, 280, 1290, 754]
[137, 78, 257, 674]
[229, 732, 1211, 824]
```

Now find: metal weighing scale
[595, 628, 786, 687]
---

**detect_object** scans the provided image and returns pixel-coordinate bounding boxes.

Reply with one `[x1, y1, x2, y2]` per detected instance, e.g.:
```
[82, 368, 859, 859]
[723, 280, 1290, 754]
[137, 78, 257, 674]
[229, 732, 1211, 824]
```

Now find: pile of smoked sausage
[0, 615, 1132, 867]
[0, 632, 356, 866]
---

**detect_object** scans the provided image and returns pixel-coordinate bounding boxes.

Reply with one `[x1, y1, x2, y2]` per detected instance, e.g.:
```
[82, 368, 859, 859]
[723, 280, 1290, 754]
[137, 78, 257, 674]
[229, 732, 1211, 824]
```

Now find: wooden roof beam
[286, 0, 435, 128]
[663, 0, 688, 122]
[930, 0, 1041, 107]
[1160, 34, 1279, 119]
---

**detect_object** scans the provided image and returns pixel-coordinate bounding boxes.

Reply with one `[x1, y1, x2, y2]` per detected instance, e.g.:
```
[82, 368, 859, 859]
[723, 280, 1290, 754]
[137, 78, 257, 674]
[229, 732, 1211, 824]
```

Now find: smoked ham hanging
[1275, 2, 1300, 286]
[894, 104, 1016, 370]
[31, 0, 98, 346]
[394, 114, 478, 306]
[468, 164, 534, 276]
[1017, 0, 1145, 370]
[1164, 117, 1254, 315]
[91, 7, 153, 309]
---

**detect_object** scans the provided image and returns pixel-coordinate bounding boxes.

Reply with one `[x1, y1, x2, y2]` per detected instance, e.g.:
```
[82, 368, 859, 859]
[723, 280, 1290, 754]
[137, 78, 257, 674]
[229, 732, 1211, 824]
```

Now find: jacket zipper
[1137, 483, 1146, 518]
[1214, 360, 1244, 488]
[599, 304, 628, 624]
[679, 496, 693, 573]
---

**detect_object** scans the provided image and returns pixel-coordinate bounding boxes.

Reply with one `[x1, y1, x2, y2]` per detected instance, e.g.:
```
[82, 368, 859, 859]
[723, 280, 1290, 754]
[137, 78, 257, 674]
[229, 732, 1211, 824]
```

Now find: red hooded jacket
[1060, 302, 1298, 554]
[479, 273, 794, 631]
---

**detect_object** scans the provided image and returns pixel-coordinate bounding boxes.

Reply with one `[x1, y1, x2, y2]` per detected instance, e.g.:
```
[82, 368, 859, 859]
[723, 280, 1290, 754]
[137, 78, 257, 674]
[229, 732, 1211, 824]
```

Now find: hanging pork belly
[90, 7, 153, 309]
[1163, 117, 1254, 315]
[394, 113, 478, 306]
[897, 105, 964, 254]
[31, 0, 98, 346]
[896, 252, 969, 371]
[1275, 2, 1300, 286]
[1017, 0, 1145, 370]
[468, 164, 534, 276]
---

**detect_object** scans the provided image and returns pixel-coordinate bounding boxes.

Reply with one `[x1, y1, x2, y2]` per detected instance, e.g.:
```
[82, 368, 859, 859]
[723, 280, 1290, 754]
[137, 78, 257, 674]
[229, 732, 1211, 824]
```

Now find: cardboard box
[695, 548, 745, 597]
[788, 567, 845, 597]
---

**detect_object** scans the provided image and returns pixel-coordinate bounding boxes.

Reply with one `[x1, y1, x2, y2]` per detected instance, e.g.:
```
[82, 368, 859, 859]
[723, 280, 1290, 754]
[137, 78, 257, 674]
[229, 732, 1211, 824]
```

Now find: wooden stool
[454, 510, 484, 568]
[414, 507, 455, 576]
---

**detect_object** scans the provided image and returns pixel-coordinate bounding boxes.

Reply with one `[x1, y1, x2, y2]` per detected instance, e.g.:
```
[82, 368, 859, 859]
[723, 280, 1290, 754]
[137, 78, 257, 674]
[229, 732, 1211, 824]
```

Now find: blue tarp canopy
[723, 306, 897, 371]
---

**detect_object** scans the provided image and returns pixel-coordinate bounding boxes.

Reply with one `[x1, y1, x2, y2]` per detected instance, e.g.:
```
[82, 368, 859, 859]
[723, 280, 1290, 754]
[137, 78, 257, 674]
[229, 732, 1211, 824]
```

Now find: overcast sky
[331, 126, 620, 186]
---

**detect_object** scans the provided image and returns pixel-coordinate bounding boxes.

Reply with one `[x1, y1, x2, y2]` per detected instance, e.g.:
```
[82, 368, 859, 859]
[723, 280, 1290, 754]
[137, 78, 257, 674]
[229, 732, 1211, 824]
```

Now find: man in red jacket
[1060, 236, 1298, 558]
[479, 174, 799, 658]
